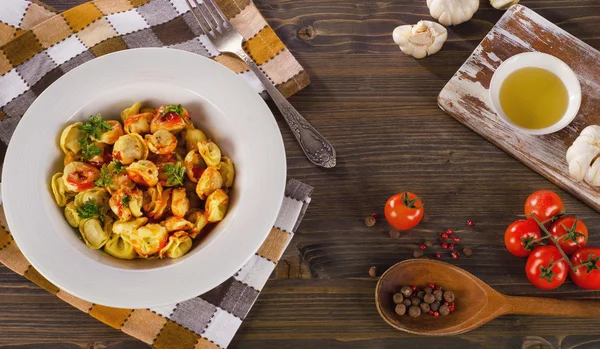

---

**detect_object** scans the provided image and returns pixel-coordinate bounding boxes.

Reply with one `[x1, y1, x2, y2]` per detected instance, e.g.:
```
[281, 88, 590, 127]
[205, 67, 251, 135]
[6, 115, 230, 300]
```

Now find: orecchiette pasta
[196, 166, 222, 200]
[159, 231, 193, 259]
[146, 130, 178, 155]
[104, 233, 137, 260]
[129, 223, 169, 257]
[206, 189, 229, 223]
[112, 133, 148, 165]
[126, 160, 159, 187]
[52, 104, 235, 260]
[171, 187, 190, 217]
[197, 141, 222, 167]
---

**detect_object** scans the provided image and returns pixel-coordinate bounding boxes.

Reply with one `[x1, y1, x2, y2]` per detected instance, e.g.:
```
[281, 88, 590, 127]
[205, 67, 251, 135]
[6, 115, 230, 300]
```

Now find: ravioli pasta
[50, 103, 234, 260]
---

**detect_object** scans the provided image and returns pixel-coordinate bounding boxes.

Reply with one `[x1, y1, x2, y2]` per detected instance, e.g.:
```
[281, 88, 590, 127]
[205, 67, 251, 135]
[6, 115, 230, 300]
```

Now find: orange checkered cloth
[0, 0, 313, 348]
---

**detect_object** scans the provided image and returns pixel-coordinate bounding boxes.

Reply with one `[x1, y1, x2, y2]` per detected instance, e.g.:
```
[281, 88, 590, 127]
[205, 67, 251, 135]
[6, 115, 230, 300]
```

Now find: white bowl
[1, 48, 286, 308]
[489, 52, 581, 135]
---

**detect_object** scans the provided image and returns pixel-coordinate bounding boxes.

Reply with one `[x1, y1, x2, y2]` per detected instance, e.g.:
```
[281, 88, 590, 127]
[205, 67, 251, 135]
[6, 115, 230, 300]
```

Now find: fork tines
[185, 0, 229, 35]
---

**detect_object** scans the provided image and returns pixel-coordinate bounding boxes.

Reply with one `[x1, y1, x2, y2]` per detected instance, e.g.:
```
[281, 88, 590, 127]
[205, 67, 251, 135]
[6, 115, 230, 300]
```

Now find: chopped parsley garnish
[163, 162, 185, 186]
[121, 194, 131, 207]
[163, 104, 184, 116]
[78, 114, 111, 161]
[95, 160, 125, 187]
[77, 199, 101, 220]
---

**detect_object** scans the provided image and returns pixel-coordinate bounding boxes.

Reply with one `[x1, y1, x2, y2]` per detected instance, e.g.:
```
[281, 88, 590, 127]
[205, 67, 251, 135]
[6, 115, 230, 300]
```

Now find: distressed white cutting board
[438, 4, 600, 212]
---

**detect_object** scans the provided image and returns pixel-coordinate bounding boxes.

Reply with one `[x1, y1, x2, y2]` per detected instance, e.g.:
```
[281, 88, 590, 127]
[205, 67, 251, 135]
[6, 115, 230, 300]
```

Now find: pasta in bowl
[51, 103, 234, 260]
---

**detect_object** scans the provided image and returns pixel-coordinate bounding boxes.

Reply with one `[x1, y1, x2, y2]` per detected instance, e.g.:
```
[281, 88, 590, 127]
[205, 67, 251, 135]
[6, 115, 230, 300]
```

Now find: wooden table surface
[4, 0, 600, 348]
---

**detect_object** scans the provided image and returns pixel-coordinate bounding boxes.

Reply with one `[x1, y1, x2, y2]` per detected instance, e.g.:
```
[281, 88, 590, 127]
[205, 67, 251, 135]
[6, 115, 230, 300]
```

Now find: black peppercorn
[389, 229, 401, 238]
[423, 293, 436, 304]
[463, 247, 473, 256]
[365, 216, 376, 227]
[433, 289, 443, 301]
[413, 249, 424, 258]
[395, 303, 407, 316]
[424, 239, 433, 248]
[424, 287, 433, 294]
[443, 291, 455, 303]
[368, 266, 377, 277]
[403, 299, 412, 307]
[419, 302, 430, 313]
[439, 304, 450, 316]
[430, 301, 441, 312]
[417, 291, 425, 300]
[393, 293, 404, 304]
[401, 286, 412, 297]
[408, 305, 421, 318]
[411, 297, 421, 306]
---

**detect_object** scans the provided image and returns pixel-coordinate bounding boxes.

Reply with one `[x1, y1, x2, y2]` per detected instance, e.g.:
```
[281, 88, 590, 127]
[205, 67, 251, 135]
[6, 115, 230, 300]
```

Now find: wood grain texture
[438, 4, 600, 214]
[5, 0, 600, 348]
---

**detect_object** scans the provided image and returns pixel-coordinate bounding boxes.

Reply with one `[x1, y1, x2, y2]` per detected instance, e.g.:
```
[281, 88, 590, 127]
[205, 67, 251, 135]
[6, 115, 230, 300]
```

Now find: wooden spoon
[375, 259, 600, 336]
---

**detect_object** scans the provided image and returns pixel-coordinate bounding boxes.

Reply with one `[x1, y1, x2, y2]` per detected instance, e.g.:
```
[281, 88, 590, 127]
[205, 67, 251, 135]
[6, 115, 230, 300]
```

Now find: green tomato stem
[528, 214, 577, 272]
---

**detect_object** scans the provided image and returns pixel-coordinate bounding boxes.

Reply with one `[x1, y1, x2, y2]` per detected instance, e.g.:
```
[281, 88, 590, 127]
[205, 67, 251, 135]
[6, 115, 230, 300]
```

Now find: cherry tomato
[570, 247, 600, 290]
[384, 192, 424, 231]
[525, 245, 568, 290]
[549, 216, 588, 255]
[504, 219, 542, 257]
[524, 190, 564, 226]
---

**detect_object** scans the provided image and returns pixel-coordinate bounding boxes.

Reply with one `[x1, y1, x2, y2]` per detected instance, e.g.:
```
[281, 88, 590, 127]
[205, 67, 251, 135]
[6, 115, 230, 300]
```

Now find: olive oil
[499, 67, 568, 129]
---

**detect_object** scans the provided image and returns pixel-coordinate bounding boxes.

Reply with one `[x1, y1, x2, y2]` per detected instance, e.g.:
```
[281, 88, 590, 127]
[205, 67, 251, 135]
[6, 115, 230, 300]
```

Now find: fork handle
[235, 49, 336, 168]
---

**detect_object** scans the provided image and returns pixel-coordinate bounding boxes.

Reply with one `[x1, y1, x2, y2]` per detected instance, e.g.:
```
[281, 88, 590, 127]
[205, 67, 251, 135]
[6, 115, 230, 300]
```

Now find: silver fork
[186, 0, 336, 168]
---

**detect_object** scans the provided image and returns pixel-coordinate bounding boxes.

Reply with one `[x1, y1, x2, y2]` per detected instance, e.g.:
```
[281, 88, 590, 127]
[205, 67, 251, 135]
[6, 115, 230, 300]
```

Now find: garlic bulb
[490, 0, 519, 10]
[427, 0, 479, 26]
[566, 125, 600, 186]
[392, 21, 448, 59]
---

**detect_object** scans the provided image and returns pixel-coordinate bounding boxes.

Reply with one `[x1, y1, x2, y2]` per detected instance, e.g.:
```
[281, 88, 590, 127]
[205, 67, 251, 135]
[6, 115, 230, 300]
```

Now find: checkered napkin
[0, 0, 311, 164]
[0, 0, 313, 348]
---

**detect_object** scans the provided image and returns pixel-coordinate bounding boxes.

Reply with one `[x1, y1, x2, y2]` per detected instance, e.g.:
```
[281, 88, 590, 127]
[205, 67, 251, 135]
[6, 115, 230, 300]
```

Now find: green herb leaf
[112, 160, 125, 175]
[77, 199, 101, 220]
[163, 162, 185, 186]
[121, 194, 131, 207]
[79, 139, 103, 161]
[163, 104, 184, 116]
[79, 114, 111, 140]
[95, 164, 114, 187]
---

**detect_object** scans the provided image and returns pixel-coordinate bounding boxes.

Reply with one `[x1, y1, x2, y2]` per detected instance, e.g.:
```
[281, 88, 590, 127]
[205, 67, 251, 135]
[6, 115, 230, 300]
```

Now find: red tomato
[524, 190, 564, 226]
[384, 192, 424, 231]
[525, 246, 568, 290]
[570, 247, 600, 290]
[549, 216, 588, 255]
[504, 219, 542, 257]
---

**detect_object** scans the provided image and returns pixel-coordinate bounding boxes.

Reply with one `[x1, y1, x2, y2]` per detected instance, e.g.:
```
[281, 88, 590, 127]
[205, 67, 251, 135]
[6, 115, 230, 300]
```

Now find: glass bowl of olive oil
[489, 52, 581, 135]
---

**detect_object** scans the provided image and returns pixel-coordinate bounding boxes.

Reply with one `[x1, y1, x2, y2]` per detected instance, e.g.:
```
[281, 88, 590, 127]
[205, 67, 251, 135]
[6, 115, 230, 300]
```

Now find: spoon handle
[506, 295, 600, 318]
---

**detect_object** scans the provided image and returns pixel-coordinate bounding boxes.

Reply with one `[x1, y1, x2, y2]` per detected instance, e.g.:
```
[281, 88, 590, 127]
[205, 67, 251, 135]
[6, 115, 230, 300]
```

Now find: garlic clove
[490, 0, 519, 10]
[392, 20, 448, 59]
[566, 125, 600, 185]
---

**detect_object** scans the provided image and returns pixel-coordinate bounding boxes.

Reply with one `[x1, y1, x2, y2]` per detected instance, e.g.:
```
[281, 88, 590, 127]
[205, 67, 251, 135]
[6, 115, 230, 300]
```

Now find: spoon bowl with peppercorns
[376, 259, 600, 335]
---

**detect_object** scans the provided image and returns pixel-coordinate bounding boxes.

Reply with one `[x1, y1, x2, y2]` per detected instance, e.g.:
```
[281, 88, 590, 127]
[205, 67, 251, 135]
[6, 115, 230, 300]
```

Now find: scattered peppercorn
[420, 244, 427, 250]
[393, 293, 404, 304]
[449, 243, 455, 250]
[424, 240, 433, 248]
[446, 229, 453, 235]
[365, 216, 376, 227]
[368, 266, 377, 277]
[420, 302, 430, 313]
[401, 286, 412, 297]
[417, 291, 425, 299]
[408, 305, 421, 318]
[423, 293, 436, 304]
[451, 251, 460, 259]
[371, 212, 378, 218]
[463, 247, 473, 256]
[403, 299, 412, 307]
[433, 311, 440, 317]
[439, 304, 450, 316]
[433, 290, 443, 301]
[389, 229, 401, 238]
[442, 243, 448, 249]
[395, 303, 407, 316]
[424, 287, 433, 294]
[435, 253, 441, 259]
[430, 301, 440, 312]
[444, 291, 455, 302]
[467, 220, 474, 226]
[413, 249, 424, 258]
[441, 232, 449, 239]
[453, 237, 461, 243]
[411, 297, 421, 306]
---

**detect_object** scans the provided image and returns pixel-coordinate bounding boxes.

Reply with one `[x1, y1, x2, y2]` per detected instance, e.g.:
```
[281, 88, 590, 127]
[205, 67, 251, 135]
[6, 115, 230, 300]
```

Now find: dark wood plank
[8, 0, 600, 348]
